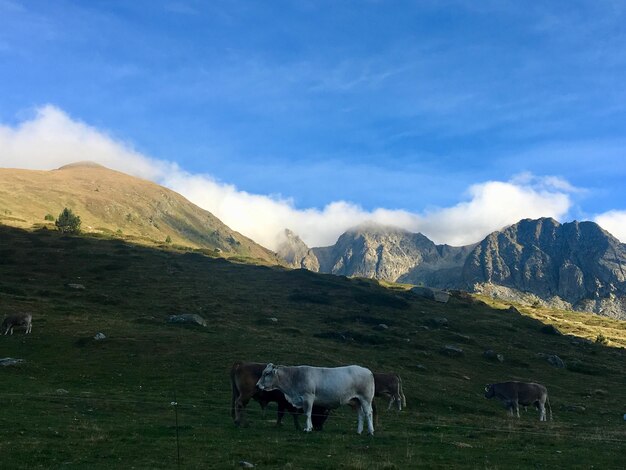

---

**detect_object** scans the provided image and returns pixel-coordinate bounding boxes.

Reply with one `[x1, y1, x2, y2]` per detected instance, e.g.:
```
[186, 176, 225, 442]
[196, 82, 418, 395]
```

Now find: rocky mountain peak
[275, 228, 320, 270]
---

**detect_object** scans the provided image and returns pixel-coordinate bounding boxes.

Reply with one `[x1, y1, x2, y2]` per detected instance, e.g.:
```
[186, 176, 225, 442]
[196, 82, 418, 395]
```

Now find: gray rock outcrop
[167, 314, 207, 327]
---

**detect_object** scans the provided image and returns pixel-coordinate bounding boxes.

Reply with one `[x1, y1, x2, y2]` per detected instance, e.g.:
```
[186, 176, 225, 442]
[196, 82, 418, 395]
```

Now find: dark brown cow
[230, 361, 330, 429]
[484, 381, 552, 421]
[374, 372, 406, 411]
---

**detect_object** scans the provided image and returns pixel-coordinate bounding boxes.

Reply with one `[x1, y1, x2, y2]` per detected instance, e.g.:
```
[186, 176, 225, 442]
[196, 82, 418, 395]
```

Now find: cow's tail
[230, 361, 242, 420]
[546, 394, 553, 421]
[397, 375, 407, 410]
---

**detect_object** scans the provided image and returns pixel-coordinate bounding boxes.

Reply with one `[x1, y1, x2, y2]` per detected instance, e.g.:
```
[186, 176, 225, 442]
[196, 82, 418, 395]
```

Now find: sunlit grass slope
[0, 225, 624, 469]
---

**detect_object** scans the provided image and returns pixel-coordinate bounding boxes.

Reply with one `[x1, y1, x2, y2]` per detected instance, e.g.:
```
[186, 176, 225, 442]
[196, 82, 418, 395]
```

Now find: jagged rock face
[463, 218, 626, 318]
[310, 224, 463, 283]
[275, 229, 320, 271]
[277, 218, 626, 318]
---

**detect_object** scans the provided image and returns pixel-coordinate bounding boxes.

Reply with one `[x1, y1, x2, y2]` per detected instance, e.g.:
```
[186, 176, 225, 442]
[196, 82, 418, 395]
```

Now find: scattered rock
[56, 389, 69, 395]
[239, 461, 255, 468]
[537, 353, 566, 369]
[440, 345, 464, 357]
[167, 314, 207, 327]
[66, 283, 85, 290]
[453, 442, 473, 448]
[414, 364, 427, 371]
[94, 332, 106, 340]
[483, 350, 505, 362]
[374, 323, 389, 331]
[541, 324, 562, 336]
[267, 317, 278, 323]
[0, 357, 23, 367]
[426, 317, 448, 328]
[451, 333, 472, 343]
[412, 286, 450, 303]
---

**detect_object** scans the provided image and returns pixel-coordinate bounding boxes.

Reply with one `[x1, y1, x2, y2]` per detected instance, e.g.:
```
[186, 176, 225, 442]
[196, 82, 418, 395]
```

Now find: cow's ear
[484, 385, 490, 392]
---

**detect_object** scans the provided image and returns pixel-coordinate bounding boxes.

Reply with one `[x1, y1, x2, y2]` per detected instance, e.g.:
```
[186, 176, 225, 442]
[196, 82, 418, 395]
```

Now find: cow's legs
[514, 401, 520, 418]
[26, 323, 31, 334]
[539, 402, 546, 421]
[357, 407, 364, 434]
[276, 402, 286, 426]
[362, 400, 374, 435]
[355, 397, 374, 435]
[302, 399, 314, 432]
[234, 397, 249, 426]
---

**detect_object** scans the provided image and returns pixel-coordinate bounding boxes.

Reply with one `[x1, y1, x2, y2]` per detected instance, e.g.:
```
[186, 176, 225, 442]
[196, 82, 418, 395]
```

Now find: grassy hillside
[0, 163, 280, 264]
[0, 225, 625, 469]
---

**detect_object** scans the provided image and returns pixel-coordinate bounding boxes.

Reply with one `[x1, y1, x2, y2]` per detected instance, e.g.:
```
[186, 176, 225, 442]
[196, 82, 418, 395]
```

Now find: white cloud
[0, 105, 580, 249]
[594, 210, 626, 243]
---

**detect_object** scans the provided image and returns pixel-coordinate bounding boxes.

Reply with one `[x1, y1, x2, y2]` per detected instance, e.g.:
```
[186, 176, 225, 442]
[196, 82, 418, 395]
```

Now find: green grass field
[1, 225, 625, 469]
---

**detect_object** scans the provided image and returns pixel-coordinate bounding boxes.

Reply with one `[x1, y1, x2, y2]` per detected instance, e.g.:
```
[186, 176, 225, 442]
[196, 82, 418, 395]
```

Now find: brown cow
[374, 372, 406, 411]
[484, 381, 552, 421]
[2, 313, 32, 335]
[230, 361, 330, 430]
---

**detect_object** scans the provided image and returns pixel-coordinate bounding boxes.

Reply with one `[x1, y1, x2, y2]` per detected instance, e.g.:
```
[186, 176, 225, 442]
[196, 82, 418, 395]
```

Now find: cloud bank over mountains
[1, 105, 623, 248]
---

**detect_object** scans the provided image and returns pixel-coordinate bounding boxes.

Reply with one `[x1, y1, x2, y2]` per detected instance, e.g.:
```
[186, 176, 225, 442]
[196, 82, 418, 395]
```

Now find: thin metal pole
[173, 391, 180, 469]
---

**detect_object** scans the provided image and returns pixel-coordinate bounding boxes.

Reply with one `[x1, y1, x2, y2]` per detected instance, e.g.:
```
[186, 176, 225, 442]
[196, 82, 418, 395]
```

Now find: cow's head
[484, 384, 495, 398]
[256, 363, 279, 391]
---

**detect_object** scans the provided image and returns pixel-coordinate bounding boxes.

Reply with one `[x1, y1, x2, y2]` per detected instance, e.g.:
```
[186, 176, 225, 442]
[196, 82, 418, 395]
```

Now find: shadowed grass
[0, 225, 624, 469]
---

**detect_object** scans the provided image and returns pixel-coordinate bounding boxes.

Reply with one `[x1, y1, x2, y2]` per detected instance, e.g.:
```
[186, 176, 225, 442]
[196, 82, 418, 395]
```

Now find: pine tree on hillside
[55, 208, 81, 234]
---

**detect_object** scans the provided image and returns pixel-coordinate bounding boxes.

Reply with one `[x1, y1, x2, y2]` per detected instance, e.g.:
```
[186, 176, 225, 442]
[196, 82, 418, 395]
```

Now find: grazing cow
[484, 381, 552, 421]
[374, 372, 406, 411]
[2, 313, 32, 335]
[230, 361, 330, 429]
[257, 363, 375, 435]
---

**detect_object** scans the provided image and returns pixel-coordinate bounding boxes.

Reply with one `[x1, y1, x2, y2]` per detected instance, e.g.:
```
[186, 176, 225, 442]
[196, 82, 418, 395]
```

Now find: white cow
[2, 313, 32, 335]
[257, 363, 375, 435]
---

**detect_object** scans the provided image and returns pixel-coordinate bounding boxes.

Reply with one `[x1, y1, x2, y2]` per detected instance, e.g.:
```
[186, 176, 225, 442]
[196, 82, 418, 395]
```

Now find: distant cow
[230, 361, 330, 429]
[257, 363, 375, 435]
[2, 313, 32, 335]
[484, 381, 552, 421]
[374, 372, 406, 411]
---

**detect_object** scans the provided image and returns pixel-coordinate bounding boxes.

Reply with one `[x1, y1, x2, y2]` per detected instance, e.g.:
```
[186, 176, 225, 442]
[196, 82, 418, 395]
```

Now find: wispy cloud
[0, 106, 599, 249]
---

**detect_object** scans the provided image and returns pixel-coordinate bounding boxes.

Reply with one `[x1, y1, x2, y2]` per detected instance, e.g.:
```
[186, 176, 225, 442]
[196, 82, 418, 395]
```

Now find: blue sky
[1, 0, 625, 248]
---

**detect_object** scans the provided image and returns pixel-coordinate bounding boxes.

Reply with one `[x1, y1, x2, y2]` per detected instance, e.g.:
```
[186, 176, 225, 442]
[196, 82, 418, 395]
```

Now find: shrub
[44, 213, 55, 221]
[165, 235, 172, 244]
[595, 333, 609, 345]
[55, 208, 81, 234]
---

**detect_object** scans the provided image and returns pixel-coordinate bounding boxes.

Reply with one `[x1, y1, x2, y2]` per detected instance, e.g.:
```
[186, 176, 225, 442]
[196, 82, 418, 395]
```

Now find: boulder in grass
[0, 357, 24, 367]
[167, 314, 207, 327]
[484, 350, 505, 363]
[412, 286, 450, 303]
[440, 345, 464, 357]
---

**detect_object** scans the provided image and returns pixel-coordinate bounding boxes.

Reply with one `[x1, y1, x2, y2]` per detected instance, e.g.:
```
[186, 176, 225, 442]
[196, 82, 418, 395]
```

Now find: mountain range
[2, 162, 625, 319]
[278, 219, 626, 319]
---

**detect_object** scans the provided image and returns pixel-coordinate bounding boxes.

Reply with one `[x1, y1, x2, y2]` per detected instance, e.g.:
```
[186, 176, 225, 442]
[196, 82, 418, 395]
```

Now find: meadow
[1, 225, 625, 469]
